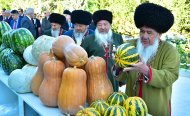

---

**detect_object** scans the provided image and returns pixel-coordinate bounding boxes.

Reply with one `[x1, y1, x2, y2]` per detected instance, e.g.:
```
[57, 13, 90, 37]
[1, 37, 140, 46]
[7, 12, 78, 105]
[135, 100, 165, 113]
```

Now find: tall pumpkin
[52, 35, 75, 59]
[58, 67, 87, 115]
[63, 43, 88, 67]
[31, 51, 54, 96]
[39, 58, 65, 107]
[85, 56, 113, 104]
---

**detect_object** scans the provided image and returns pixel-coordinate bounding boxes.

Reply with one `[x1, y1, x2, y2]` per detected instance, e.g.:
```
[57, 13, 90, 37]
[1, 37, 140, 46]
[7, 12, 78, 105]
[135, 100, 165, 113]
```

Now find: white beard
[51, 29, 60, 37]
[95, 28, 113, 47]
[74, 30, 86, 45]
[137, 37, 159, 64]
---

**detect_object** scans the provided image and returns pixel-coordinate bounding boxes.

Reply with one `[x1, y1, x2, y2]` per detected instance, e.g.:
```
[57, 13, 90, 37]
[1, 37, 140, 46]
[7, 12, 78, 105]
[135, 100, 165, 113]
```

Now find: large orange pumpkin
[63, 44, 88, 67]
[39, 58, 65, 107]
[31, 50, 54, 96]
[85, 56, 113, 104]
[52, 35, 75, 59]
[58, 67, 87, 115]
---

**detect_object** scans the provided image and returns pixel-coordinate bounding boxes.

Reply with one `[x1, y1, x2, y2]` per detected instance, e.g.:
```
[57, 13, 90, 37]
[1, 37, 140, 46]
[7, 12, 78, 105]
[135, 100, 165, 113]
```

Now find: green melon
[123, 97, 148, 116]
[76, 107, 101, 116]
[90, 99, 109, 115]
[0, 48, 13, 65]
[0, 21, 12, 44]
[1, 51, 26, 75]
[107, 92, 128, 106]
[2, 29, 14, 48]
[10, 28, 35, 55]
[115, 43, 139, 68]
[104, 105, 127, 116]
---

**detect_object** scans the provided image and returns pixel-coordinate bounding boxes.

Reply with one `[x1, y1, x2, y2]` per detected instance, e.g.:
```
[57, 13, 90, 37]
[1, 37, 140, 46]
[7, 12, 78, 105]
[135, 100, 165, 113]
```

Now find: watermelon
[90, 99, 109, 115]
[10, 28, 35, 55]
[0, 21, 12, 44]
[104, 105, 127, 116]
[0, 48, 13, 65]
[1, 51, 26, 75]
[123, 97, 148, 116]
[0, 44, 6, 53]
[76, 107, 100, 116]
[107, 92, 128, 106]
[115, 43, 139, 68]
[2, 29, 14, 48]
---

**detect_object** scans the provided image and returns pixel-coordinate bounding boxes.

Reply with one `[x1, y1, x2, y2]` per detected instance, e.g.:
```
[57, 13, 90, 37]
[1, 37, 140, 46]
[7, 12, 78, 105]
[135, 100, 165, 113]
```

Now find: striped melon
[90, 100, 109, 115]
[76, 107, 101, 116]
[115, 43, 139, 68]
[0, 21, 12, 44]
[104, 105, 127, 116]
[2, 29, 14, 48]
[123, 97, 148, 116]
[107, 92, 128, 106]
[10, 28, 35, 55]
[1, 51, 26, 75]
[0, 48, 13, 65]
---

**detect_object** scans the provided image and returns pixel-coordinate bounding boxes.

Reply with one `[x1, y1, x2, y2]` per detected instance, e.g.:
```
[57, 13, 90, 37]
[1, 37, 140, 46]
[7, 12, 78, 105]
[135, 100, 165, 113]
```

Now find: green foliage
[0, 0, 189, 38]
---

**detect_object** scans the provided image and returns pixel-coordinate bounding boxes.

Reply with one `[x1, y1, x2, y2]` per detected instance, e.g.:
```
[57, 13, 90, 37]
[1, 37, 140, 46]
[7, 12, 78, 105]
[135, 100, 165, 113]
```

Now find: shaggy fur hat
[63, 10, 71, 15]
[49, 13, 66, 25]
[71, 10, 92, 25]
[93, 10, 113, 26]
[134, 3, 174, 33]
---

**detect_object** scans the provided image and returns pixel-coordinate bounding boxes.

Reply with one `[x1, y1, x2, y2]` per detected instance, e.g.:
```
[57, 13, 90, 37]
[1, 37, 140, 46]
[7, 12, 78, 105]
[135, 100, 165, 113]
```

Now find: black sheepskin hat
[93, 10, 113, 26]
[134, 3, 174, 33]
[63, 10, 71, 15]
[71, 10, 92, 25]
[49, 13, 66, 25]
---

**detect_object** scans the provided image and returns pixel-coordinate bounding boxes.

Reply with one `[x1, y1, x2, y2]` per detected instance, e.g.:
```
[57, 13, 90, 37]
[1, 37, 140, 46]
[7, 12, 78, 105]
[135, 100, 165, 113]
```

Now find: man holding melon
[115, 3, 180, 116]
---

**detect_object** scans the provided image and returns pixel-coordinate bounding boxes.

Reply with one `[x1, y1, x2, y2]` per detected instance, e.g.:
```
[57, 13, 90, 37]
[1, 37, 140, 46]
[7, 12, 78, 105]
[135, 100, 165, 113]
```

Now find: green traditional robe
[117, 40, 180, 116]
[81, 33, 123, 91]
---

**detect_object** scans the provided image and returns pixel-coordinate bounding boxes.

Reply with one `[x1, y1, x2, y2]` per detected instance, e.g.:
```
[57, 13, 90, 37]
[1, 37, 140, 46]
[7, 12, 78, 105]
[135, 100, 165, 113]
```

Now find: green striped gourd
[76, 107, 101, 116]
[0, 44, 6, 53]
[107, 92, 128, 106]
[1, 51, 25, 75]
[90, 99, 109, 115]
[10, 28, 35, 55]
[0, 48, 13, 65]
[0, 21, 12, 44]
[115, 43, 139, 68]
[123, 97, 148, 116]
[104, 105, 127, 116]
[2, 29, 14, 48]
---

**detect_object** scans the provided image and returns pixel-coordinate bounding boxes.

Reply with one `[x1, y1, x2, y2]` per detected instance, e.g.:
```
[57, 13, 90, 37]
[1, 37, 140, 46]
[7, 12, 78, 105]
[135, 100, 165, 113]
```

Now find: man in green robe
[43, 13, 66, 37]
[81, 10, 123, 92]
[115, 3, 180, 116]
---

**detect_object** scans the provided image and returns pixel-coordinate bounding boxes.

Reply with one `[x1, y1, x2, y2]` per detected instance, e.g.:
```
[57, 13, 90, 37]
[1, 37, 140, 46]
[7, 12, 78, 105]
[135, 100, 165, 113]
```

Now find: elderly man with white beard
[81, 10, 123, 92]
[64, 10, 94, 46]
[115, 3, 180, 116]
[44, 13, 66, 37]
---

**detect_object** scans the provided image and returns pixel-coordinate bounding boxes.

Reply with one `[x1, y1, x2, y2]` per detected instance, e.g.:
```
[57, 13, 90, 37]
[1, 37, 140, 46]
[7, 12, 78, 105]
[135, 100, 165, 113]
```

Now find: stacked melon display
[0, 29, 149, 116]
[76, 92, 148, 116]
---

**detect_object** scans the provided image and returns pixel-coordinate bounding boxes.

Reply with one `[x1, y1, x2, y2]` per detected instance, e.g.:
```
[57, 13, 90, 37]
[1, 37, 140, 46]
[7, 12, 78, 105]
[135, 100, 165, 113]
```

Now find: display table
[0, 68, 63, 116]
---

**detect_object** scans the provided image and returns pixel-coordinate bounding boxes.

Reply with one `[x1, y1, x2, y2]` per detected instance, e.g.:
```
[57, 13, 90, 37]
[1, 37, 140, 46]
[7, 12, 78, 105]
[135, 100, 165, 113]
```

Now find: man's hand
[123, 58, 149, 76]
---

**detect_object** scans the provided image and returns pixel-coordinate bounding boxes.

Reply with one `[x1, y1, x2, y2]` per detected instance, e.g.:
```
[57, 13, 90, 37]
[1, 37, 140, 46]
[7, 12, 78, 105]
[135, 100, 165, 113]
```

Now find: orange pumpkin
[63, 44, 88, 67]
[31, 51, 54, 96]
[52, 35, 75, 59]
[58, 67, 87, 115]
[39, 58, 65, 107]
[85, 56, 113, 104]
